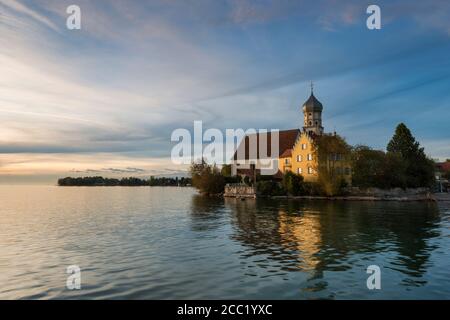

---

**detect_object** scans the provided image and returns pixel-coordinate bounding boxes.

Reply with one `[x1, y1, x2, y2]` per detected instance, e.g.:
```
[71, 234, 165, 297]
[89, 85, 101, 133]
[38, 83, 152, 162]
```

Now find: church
[232, 86, 352, 183]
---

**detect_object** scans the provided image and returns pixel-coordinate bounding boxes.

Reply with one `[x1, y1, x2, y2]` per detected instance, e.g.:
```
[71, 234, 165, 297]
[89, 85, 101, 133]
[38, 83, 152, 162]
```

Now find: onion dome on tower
[302, 82, 324, 135]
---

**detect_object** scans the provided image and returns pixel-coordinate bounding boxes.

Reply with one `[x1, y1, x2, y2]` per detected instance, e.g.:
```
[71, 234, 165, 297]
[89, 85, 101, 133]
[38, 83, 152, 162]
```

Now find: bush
[309, 182, 324, 196]
[190, 160, 225, 195]
[224, 176, 240, 184]
[221, 164, 232, 177]
[443, 170, 450, 180]
[257, 180, 284, 196]
[318, 172, 348, 196]
[282, 171, 305, 196]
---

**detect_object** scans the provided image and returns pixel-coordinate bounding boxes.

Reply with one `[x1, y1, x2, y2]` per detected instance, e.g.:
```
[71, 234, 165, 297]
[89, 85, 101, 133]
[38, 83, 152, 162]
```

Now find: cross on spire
[310, 81, 314, 94]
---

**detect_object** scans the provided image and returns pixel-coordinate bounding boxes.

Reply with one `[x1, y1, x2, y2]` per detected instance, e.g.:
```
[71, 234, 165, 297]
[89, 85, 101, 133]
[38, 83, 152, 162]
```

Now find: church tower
[302, 82, 324, 135]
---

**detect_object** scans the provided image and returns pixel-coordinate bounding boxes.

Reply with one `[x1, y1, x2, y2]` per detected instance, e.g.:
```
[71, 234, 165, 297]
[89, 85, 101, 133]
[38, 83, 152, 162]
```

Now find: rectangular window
[308, 167, 313, 174]
[297, 168, 302, 174]
[297, 155, 302, 162]
[307, 154, 313, 161]
[285, 158, 290, 164]
[302, 143, 307, 150]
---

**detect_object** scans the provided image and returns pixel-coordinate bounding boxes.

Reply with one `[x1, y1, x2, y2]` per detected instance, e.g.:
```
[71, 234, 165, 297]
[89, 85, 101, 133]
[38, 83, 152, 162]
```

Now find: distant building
[436, 161, 450, 173]
[232, 86, 351, 183]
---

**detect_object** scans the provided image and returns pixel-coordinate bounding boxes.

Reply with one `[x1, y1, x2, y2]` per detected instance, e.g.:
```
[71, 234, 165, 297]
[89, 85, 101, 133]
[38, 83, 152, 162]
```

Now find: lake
[0, 185, 449, 299]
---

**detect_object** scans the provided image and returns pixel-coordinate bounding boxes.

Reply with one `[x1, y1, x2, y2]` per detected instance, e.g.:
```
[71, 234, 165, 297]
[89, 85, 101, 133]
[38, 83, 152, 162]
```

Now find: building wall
[278, 133, 318, 182]
[291, 133, 318, 181]
[278, 132, 352, 185]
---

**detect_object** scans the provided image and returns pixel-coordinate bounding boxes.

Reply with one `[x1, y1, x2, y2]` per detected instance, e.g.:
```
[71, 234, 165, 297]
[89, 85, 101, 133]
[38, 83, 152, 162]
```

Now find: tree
[313, 134, 352, 196]
[190, 159, 225, 195]
[351, 145, 407, 189]
[351, 145, 385, 188]
[387, 123, 435, 188]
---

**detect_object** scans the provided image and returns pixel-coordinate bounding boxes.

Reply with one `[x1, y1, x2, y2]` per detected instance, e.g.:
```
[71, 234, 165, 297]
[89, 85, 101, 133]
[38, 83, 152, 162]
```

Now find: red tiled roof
[437, 161, 450, 172]
[280, 149, 292, 158]
[233, 129, 300, 160]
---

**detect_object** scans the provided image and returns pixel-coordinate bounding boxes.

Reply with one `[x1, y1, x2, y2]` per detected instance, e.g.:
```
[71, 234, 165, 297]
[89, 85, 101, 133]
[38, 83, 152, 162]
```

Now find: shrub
[257, 180, 284, 196]
[282, 171, 305, 196]
[190, 160, 225, 195]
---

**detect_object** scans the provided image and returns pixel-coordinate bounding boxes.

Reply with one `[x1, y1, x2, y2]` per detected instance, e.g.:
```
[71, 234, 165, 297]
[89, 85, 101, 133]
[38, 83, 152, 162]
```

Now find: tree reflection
[222, 198, 441, 287]
[189, 195, 226, 232]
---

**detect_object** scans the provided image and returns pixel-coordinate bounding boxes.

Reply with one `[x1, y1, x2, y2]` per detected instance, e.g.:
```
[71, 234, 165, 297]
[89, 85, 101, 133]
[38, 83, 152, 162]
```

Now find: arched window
[309, 121, 312, 126]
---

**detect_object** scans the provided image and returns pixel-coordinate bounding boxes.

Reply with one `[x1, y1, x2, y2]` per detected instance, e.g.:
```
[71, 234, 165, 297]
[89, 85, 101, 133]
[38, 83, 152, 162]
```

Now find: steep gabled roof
[233, 129, 300, 160]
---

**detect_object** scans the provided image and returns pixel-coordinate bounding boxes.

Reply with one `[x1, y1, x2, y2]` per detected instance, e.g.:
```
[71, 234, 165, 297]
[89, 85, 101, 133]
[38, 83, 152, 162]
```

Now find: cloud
[0, 0, 449, 179]
[102, 167, 145, 173]
[0, 0, 60, 32]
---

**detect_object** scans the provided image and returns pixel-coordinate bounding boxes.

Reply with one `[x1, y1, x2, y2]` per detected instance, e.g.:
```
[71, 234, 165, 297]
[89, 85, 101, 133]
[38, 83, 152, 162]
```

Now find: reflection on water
[0, 186, 449, 299]
[223, 199, 443, 292]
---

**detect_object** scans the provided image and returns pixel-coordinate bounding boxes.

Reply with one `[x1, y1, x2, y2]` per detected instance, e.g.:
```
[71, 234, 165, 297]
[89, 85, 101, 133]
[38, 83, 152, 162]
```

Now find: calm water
[0, 185, 449, 299]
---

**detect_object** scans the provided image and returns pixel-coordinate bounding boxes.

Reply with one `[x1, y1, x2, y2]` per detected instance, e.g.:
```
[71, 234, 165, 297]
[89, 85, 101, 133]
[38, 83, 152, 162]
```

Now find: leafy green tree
[382, 152, 408, 188]
[351, 145, 407, 189]
[387, 123, 435, 188]
[351, 145, 385, 188]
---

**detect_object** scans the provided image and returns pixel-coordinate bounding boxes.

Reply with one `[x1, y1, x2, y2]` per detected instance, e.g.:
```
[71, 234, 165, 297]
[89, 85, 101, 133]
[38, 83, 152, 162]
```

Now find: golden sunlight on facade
[232, 87, 352, 184]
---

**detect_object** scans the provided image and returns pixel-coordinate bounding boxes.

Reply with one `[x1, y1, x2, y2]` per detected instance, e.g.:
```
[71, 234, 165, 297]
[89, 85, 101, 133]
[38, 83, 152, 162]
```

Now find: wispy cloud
[0, 0, 449, 180]
[0, 0, 59, 31]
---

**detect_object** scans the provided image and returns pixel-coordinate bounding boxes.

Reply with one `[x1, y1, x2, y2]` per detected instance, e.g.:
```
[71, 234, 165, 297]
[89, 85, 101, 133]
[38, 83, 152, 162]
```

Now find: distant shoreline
[58, 185, 193, 187]
[57, 176, 192, 187]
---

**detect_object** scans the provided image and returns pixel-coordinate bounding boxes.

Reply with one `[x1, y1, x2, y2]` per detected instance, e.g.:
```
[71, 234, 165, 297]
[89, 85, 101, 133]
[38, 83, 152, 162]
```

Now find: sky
[0, 0, 449, 184]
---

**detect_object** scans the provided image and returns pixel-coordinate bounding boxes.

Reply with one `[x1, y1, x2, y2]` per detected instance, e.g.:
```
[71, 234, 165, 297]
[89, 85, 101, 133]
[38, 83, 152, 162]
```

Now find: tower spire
[302, 82, 323, 135]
